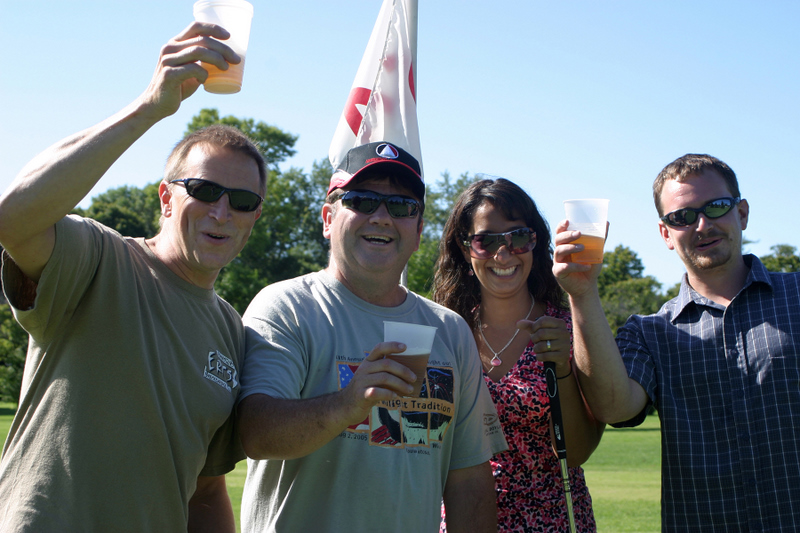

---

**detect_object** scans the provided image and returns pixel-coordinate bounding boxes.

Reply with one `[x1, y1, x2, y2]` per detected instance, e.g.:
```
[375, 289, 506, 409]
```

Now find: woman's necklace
[477, 295, 535, 372]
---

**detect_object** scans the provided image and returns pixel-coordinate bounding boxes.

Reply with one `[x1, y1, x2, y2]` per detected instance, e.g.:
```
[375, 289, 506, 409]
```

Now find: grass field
[583, 415, 662, 532]
[0, 403, 661, 532]
[0, 403, 14, 445]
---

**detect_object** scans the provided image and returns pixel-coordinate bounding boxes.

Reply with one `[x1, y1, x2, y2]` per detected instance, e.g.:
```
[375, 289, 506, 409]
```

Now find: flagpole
[404, 0, 420, 287]
[401, 0, 418, 289]
[545, 361, 577, 533]
[407, 0, 418, 71]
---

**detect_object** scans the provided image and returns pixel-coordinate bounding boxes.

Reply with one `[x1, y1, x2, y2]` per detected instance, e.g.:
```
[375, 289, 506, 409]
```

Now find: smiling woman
[433, 177, 605, 532]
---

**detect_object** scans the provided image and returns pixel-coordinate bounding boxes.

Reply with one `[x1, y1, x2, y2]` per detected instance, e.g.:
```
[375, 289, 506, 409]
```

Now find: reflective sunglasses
[660, 197, 740, 227]
[339, 190, 421, 218]
[463, 227, 537, 259]
[170, 178, 263, 212]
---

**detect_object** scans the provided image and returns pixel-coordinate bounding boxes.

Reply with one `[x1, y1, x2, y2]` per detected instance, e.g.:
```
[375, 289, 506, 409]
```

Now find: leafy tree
[0, 245, 27, 404]
[216, 160, 331, 311]
[598, 245, 645, 290]
[598, 245, 668, 334]
[0, 301, 26, 403]
[664, 282, 681, 301]
[73, 183, 161, 238]
[186, 108, 298, 173]
[406, 171, 476, 296]
[601, 276, 665, 334]
[422, 171, 476, 238]
[760, 244, 800, 273]
[406, 236, 439, 298]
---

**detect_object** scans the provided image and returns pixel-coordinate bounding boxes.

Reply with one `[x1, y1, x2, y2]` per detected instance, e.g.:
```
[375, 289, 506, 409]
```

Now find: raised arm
[238, 341, 416, 460]
[551, 220, 649, 424]
[0, 22, 240, 282]
[519, 316, 604, 466]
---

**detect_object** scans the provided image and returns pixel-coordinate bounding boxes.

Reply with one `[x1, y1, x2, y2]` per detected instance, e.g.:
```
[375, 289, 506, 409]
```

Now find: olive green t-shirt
[0, 216, 244, 531]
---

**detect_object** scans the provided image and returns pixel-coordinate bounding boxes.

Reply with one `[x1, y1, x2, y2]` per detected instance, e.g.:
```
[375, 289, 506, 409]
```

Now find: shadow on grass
[0, 406, 17, 416]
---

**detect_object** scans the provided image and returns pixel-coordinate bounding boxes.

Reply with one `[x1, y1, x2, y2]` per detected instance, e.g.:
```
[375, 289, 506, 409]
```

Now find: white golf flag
[328, 0, 422, 176]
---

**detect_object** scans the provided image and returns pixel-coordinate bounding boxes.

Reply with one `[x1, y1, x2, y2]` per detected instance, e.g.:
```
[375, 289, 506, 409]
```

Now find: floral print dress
[441, 302, 596, 532]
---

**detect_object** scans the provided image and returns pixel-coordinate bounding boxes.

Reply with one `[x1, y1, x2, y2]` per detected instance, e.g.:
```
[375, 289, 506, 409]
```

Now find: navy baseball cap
[328, 142, 424, 200]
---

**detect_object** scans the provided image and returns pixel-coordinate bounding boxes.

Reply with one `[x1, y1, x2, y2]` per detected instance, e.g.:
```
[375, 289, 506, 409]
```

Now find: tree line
[1, 109, 798, 403]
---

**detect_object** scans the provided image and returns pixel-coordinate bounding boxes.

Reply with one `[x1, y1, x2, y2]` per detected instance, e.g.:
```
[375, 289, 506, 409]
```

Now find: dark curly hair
[431, 177, 565, 330]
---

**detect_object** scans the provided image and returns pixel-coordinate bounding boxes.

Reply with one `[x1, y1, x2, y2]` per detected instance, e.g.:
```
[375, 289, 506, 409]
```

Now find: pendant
[490, 355, 502, 367]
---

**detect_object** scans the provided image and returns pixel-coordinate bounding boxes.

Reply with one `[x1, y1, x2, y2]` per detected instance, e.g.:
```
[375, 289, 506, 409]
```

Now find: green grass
[0, 404, 661, 532]
[0, 402, 15, 443]
[227, 459, 247, 531]
[582, 414, 662, 532]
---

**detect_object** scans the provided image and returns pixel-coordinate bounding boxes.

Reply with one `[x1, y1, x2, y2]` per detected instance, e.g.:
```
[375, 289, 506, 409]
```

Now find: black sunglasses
[660, 197, 740, 227]
[463, 228, 537, 259]
[170, 178, 263, 213]
[338, 190, 421, 218]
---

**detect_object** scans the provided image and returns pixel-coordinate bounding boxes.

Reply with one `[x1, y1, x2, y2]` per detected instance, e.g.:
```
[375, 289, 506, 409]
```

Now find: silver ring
[546, 340, 552, 350]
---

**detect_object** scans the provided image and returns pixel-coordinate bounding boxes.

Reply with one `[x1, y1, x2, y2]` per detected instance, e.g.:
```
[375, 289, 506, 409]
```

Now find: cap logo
[375, 143, 400, 160]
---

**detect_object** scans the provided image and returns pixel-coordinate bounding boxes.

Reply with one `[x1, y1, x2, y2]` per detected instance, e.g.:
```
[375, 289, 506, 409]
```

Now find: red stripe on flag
[345, 87, 372, 136]
[408, 63, 416, 102]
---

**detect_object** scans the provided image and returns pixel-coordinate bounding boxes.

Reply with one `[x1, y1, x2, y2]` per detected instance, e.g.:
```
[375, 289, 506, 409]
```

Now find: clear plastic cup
[193, 0, 254, 94]
[383, 321, 437, 397]
[564, 199, 609, 264]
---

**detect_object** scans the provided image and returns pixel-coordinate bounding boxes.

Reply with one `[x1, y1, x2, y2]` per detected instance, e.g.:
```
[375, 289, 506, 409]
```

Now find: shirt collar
[672, 254, 773, 321]
[742, 254, 773, 289]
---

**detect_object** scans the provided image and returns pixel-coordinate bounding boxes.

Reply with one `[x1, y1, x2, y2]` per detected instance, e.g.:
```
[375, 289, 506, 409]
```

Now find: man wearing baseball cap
[236, 141, 506, 532]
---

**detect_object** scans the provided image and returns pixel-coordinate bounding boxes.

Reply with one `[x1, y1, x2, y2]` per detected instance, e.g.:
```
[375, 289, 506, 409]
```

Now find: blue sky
[2, 1, 798, 288]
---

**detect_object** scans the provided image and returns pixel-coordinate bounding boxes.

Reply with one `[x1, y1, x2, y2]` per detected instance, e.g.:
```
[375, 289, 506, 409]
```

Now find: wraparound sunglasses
[463, 227, 537, 259]
[170, 178, 263, 212]
[660, 197, 740, 227]
[338, 190, 421, 218]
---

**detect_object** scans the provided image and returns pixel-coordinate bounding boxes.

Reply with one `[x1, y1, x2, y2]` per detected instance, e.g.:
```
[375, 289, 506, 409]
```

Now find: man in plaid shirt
[553, 154, 800, 532]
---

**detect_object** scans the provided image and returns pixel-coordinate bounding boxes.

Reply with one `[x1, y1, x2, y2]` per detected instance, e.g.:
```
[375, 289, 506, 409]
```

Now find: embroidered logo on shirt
[204, 350, 239, 392]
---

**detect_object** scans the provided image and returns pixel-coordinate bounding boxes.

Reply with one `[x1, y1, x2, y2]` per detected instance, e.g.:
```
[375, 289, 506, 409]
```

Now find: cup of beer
[563, 199, 609, 264]
[383, 321, 437, 397]
[193, 0, 254, 94]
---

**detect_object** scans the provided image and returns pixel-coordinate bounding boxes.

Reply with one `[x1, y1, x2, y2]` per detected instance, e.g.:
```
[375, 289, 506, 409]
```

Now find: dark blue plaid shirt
[615, 255, 800, 532]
